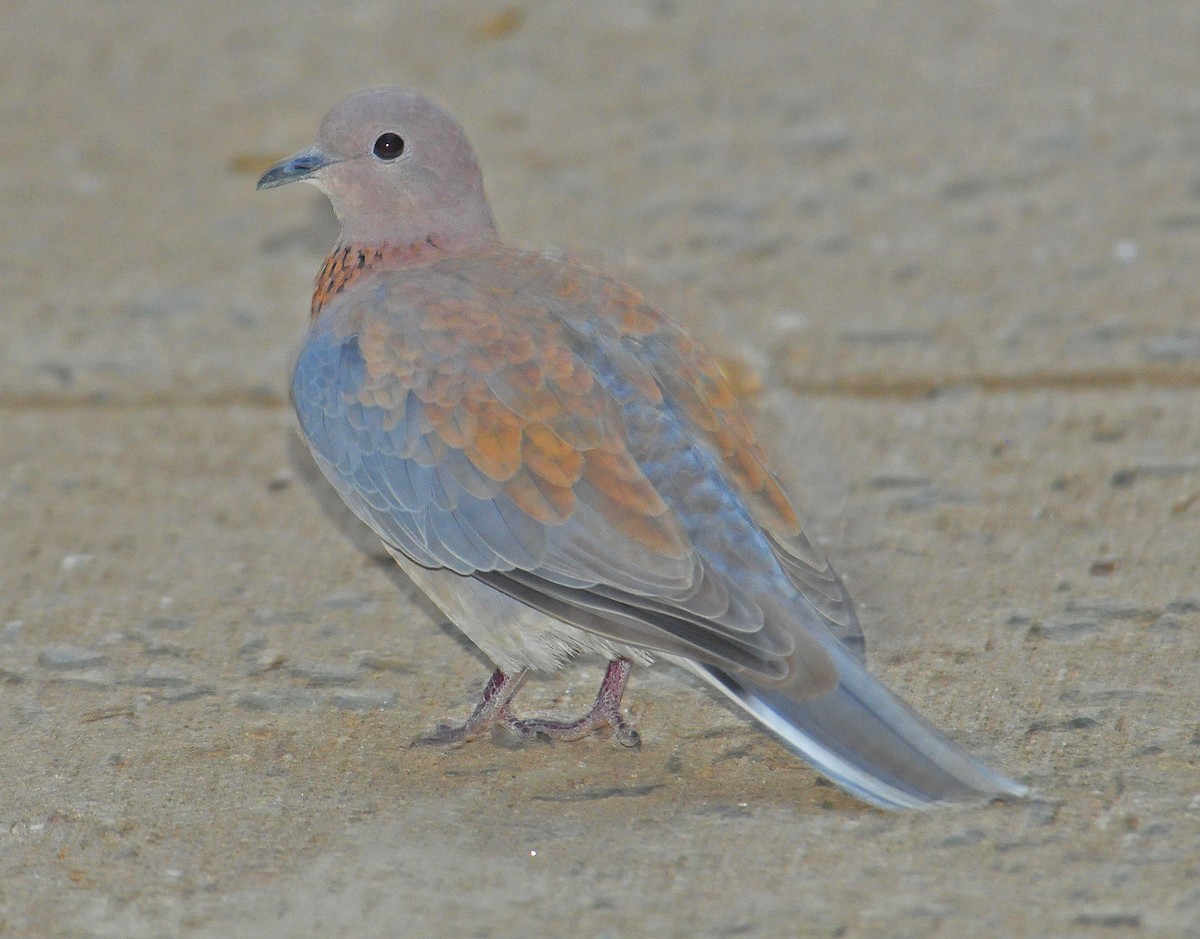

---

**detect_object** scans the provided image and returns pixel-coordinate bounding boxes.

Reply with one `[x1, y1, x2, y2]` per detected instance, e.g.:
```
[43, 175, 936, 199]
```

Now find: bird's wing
[612, 303, 865, 661]
[292, 250, 837, 695]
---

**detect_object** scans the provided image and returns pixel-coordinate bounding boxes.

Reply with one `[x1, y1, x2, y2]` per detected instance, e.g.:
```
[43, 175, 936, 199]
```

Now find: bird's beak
[256, 146, 335, 190]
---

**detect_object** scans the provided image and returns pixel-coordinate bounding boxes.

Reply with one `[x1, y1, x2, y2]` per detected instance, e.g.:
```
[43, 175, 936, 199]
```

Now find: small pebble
[358, 652, 411, 674]
[60, 554, 93, 572]
[126, 665, 191, 687]
[1071, 911, 1141, 929]
[241, 651, 287, 676]
[252, 609, 314, 627]
[779, 122, 850, 157]
[289, 663, 362, 686]
[1112, 239, 1139, 262]
[320, 591, 378, 611]
[39, 644, 107, 670]
[144, 616, 193, 631]
[1063, 598, 1155, 621]
[1027, 715, 1100, 734]
[330, 689, 397, 711]
[49, 669, 115, 689]
[236, 689, 322, 712]
[1027, 617, 1100, 641]
[159, 684, 216, 703]
[128, 630, 188, 657]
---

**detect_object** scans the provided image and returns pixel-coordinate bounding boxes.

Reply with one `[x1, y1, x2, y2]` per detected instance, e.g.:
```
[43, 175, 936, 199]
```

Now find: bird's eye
[373, 133, 405, 160]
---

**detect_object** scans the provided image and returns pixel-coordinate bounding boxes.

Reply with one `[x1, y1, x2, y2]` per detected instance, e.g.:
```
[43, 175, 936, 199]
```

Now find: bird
[258, 88, 1027, 810]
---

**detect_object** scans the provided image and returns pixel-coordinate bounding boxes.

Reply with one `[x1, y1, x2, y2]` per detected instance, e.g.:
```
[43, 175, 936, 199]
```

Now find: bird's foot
[414, 659, 640, 749]
[501, 706, 641, 748]
[500, 659, 640, 748]
[413, 667, 525, 748]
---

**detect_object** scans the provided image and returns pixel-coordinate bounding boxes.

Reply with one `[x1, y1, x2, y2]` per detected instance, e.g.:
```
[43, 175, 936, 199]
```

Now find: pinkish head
[259, 88, 498, 250]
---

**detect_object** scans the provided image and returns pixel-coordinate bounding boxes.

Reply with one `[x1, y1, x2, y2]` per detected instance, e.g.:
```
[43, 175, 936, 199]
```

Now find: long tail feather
[677, 643, 1028, 810]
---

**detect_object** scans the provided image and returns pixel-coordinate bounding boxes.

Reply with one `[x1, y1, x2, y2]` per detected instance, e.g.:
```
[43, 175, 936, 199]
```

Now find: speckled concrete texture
[2, 3, 1199, 937]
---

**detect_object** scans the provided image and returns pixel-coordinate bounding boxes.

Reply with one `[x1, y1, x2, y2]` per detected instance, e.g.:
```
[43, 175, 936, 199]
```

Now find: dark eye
[373, 132, 405, 160]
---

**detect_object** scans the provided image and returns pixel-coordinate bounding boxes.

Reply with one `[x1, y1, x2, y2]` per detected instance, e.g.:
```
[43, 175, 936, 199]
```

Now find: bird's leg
[416, 659, 641, 749]
[415, 667, 527, 747]
[505, 658, 641, 748]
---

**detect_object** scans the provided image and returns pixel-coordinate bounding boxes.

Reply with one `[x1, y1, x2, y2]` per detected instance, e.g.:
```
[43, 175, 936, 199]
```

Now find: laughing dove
[258, 88, 1026, 809]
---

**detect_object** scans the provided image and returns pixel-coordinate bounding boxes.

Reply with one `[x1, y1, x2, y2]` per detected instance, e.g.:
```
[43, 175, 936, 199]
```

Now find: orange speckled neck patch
[311, 242, 445, 319]
[311, 244, 383, 319]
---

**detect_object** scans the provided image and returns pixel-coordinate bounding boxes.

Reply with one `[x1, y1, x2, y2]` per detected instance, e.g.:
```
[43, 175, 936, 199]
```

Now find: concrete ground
[2, 2, 1199, 937]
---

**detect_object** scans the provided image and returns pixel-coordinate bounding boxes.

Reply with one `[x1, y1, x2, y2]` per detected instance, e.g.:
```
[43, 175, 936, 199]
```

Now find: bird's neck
[329, 177, 501, 258]
[309, 235, 494, 321]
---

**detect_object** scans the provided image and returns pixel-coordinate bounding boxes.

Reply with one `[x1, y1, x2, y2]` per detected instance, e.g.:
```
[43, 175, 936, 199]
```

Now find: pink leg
[415, 667, 526, 747]
[416, 659, 640, 749]
[510, 659, 640, 748]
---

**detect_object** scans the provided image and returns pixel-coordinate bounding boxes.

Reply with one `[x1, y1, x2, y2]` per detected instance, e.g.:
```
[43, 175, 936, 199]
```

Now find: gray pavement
[2, 3, 1199, 937]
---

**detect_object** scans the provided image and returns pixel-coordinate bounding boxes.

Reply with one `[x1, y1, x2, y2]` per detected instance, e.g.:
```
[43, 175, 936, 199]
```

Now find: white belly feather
[388, 549, 654, 674]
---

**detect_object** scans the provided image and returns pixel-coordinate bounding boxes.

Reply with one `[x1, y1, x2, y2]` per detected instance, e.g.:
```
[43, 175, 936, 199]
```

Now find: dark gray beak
[257, 147, 334, 190]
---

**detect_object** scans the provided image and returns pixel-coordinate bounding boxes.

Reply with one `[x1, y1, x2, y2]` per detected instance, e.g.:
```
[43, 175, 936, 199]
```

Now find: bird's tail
[677, 641, 1028, 810]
